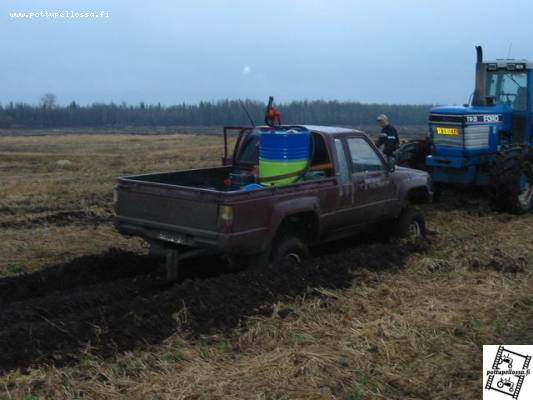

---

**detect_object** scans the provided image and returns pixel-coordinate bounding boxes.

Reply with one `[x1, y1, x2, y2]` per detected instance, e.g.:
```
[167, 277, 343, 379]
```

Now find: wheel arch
[270, 207, 320, 244]
[406, 185, 432, 204]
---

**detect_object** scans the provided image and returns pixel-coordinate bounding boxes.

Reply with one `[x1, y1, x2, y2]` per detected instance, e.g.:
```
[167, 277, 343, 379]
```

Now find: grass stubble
[0, 133, 531, 399]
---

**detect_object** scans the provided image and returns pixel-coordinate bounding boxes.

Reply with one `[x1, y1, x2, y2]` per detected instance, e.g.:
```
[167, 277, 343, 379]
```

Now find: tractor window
[486, 71, 528, 111]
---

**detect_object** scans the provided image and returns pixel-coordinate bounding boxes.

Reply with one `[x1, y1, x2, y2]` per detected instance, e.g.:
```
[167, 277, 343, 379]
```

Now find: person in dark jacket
[375, 114, 399, 163]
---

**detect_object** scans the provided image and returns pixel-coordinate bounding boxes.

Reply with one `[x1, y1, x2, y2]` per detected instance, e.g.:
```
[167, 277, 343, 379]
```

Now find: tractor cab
[484, 60, 532, 144]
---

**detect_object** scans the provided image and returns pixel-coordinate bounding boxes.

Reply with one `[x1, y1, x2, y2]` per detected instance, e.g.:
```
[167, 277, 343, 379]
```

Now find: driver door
[345, 136, 397, 223]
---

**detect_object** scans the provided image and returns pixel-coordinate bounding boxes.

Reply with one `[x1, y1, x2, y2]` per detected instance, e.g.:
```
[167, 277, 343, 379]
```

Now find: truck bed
[116, 167, 231, 238]
[126, 166, 234, 191]
[114, 165, 335, 252]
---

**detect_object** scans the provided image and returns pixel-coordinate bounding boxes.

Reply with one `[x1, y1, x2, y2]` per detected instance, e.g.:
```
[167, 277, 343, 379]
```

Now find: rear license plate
[158, 231, 188, 244]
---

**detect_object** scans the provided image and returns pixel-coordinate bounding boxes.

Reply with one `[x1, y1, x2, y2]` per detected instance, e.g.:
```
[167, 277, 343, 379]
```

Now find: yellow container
[259, 159, 308, 186]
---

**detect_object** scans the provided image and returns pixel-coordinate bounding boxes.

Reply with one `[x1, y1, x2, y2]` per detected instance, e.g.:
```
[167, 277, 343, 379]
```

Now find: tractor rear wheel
[489, 146, 533, 214]
[395, 139, 431, 170]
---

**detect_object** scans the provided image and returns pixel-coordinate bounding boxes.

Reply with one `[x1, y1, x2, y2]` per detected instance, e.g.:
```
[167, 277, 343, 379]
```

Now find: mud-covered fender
[267, 196, 321, 241]
[393, 167, 433, 205]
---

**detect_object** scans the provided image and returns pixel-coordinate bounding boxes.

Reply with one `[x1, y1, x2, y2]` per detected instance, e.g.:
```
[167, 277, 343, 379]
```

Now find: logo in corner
[484, 345, 532, 399]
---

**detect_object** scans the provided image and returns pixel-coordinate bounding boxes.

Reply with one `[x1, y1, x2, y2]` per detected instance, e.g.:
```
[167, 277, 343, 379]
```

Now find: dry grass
[0, 133, 532, 399]
[0, 133, 230, 273]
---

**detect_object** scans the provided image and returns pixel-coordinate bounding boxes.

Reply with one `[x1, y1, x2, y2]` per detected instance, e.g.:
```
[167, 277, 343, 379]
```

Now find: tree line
[0, 96, 432, 129]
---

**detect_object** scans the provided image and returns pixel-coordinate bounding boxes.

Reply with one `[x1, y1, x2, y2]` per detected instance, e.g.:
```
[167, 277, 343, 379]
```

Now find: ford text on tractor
[397, 46, 533, 213]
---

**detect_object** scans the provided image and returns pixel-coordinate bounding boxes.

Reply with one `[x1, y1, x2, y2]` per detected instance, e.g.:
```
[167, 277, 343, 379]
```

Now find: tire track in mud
[0, 193, 112, 228]
[0, 210, 111, 229]
[0, 190, 483, 373]
[0, 240, 426, 373]
[0, 249, 158, 305]
[0, 275, 166, 326]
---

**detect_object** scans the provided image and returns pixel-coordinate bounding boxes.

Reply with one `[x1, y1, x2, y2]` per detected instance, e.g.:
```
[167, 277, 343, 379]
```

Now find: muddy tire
[393, 208, 427, 239]
[489, 146, 533, 214]
[227, 249, 270, 271]
[270, 236, 309, 266]
[395, 139, 430, 170]
[432, 182, 443, 202]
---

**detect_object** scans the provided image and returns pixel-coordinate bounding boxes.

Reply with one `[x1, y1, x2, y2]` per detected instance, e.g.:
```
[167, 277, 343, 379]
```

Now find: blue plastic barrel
[259, 127, 311, 161]
[259, 127, 311, 185]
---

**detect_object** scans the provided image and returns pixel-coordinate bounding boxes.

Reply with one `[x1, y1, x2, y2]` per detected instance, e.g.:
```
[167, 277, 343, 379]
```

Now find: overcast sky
[1, 0, 532, 105]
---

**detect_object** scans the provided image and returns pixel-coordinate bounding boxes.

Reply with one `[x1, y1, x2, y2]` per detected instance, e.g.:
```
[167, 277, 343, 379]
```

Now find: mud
[0, 210, 110, 229]
[0, 249, 159, 304]
[468, 248, 527, 273]
[0, 192, 112, 228]
[0, 184, 521, 374]
[419, 257, 451, 272]
[0, 240, 424, 373]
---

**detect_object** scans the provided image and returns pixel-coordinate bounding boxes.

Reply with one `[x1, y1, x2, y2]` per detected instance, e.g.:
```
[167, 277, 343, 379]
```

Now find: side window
[334, 139, 350, 183]
[346, 137, 384, 172]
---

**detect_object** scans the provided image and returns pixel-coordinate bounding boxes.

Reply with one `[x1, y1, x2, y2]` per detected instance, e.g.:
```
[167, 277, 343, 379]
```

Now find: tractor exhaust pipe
[472, 45, 486, 106]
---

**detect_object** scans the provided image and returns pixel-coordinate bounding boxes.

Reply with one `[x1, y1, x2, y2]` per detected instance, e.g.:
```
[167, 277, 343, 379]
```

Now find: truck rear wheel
[231, 235, 309, 271]
[226, 250, 270, 271]
[270, 236, 309, 266]
[489, 146, 533, 214]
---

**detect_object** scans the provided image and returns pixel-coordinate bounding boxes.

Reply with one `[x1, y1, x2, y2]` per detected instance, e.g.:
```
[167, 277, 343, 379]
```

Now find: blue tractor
[397, 46, 533, 213]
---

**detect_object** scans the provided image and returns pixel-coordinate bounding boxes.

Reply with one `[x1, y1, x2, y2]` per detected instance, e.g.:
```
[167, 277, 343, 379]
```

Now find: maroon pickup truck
[114, 125, 433, 280]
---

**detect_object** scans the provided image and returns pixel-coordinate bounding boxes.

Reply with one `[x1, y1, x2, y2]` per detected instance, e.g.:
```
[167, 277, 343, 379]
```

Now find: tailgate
[115, 179, 220, 233]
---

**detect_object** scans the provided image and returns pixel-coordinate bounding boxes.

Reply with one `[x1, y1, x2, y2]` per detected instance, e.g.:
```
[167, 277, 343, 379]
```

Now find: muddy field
[0, 133, 532, 399]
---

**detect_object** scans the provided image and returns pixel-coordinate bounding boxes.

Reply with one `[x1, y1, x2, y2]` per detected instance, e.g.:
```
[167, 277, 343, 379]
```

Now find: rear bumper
[114, 215, 269, 255]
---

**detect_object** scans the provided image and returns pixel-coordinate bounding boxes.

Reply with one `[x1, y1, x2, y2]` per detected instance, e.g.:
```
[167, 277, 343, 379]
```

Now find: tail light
[218, 205, 234, 233]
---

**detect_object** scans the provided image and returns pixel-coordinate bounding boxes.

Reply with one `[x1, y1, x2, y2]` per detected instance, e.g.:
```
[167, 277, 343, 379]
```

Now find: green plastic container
[259, 159, 309, 185]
